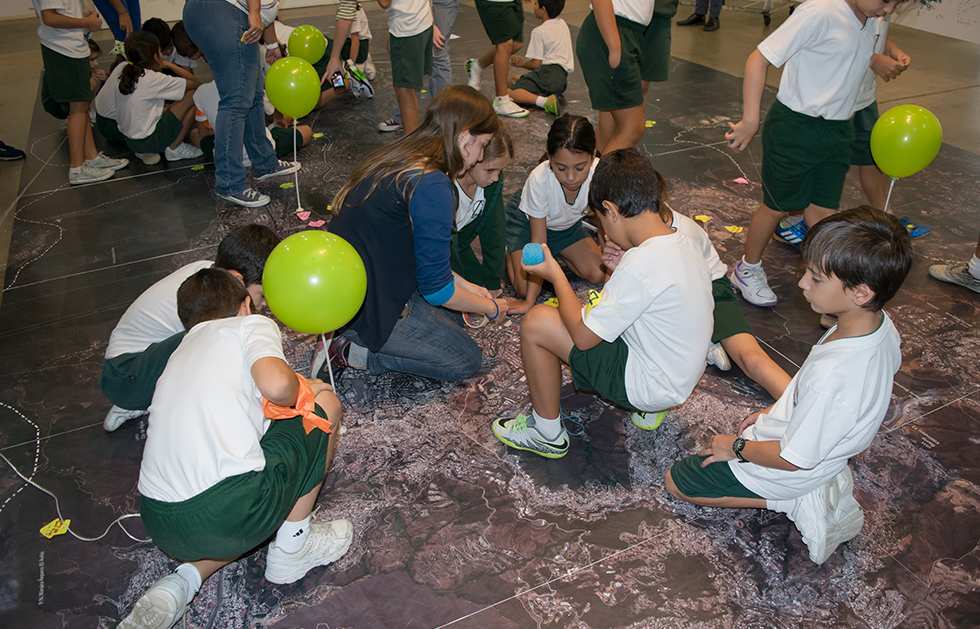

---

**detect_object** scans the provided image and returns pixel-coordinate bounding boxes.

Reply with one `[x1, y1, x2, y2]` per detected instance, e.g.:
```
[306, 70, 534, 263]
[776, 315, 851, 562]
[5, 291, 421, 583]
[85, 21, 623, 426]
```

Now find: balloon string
[884, 177, 896, 214]
[293, 119, 301, 211]
[321, 331, 335, 390]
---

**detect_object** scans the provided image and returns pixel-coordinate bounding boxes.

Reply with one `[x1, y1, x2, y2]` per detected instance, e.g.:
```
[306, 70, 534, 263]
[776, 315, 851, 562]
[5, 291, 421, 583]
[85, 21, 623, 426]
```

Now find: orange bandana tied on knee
[262, 372, 332, 434]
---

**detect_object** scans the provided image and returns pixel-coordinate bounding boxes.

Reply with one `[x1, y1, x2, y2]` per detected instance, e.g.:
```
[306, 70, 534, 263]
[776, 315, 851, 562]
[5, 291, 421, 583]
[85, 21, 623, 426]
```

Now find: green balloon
[264, 57, 320, 119]
[262, 230, 367, 335]
[870, 105, 943, 179]
[287, 25, 327, 65]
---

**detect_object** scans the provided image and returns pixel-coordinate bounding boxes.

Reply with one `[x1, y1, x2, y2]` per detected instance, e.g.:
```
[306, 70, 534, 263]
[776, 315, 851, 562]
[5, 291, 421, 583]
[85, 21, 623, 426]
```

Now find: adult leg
[558, 237, 607, 285]
[243, 51, 279, 174]
[520, 304, 574, 419]
[429, 0, 459, 95]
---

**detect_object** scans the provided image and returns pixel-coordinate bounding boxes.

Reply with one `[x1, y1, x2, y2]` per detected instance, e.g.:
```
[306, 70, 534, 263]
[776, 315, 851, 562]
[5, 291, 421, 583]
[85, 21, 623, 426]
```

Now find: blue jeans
[429, 0, 459, 95]
[695, 0, 723, 17]
[345, 292, 482, 381]
[183, 0, 277, 196]
[92, 0, 141, 42]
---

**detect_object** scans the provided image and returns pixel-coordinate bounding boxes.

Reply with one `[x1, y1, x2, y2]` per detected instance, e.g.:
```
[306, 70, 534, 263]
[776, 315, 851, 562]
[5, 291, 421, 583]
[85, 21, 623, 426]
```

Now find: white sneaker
[118, 573, 190, 629]
[631, 410, 668, 431]
[361, 56, 377, 80]
[493, 96, 529, 118]
[164, 143, 203, 161]
[492, 412, 569, 458]
[465, 59, 482, 89]
[706, 342, 731, 371]
[265, 519, 354, 584]
[103, 406, 146, 432]
[68, 163, 114, 185]
[88, 152, 129, 171]
[135, 152, 161, 165]
[730, 260, 777, 307]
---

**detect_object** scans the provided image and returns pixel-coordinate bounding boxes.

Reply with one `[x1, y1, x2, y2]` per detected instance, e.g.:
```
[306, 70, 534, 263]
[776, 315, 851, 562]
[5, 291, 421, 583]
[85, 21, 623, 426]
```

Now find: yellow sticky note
[191, 165, 204, 171]
[645, 120, 656, 128]
[280, 182, 295, 189]
[544, 298, 559, 308]
[725, 226, 743, 234]
[694, 215, 710, 223]
[585, 289, 602, 314]
[40, 519, 70, 539]
[326, 205, 332, 211]
[313, 133, 325, 138]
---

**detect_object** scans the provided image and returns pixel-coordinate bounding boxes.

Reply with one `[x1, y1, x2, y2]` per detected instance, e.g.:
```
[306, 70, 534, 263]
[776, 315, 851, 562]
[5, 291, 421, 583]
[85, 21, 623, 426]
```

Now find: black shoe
[704, 16, 720, 31]
[677, 13, 705, 26]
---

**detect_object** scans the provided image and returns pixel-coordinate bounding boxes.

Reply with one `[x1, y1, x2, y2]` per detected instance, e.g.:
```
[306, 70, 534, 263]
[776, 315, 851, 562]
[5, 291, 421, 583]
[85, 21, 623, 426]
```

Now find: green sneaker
[631, 410, 667, 430]
[543, 94, 559, 116]
[492, 412, 569, 458]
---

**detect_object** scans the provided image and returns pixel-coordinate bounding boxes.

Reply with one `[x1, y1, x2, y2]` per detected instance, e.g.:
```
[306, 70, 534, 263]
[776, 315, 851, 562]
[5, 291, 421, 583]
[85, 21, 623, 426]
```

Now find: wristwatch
[732, 437, 748, 463]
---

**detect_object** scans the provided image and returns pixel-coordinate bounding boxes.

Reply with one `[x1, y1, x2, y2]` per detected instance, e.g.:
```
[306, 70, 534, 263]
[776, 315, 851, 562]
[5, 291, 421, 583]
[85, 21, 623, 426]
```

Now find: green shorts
[505, 189, 590, 255]
[510, 64, 568, 96]
[99, 332, 186, 411]
[850, 101, 879, 166]
[670, 455, 764, 500]
[341, 37, 370, 64]
[711, 276, 753, 344]
[140, 410, 335, 561]
[475, 0, 525, 45]
[390, 27, 433, 90]
[641, 17, 672, 83]
[96, 114, 127, 143]
[124, 109, 184, 155]
[569, 336, 636, 411]
[40, 45, 92, 107]
[577, 13, 645, 112]
[761, 99, 853, 212]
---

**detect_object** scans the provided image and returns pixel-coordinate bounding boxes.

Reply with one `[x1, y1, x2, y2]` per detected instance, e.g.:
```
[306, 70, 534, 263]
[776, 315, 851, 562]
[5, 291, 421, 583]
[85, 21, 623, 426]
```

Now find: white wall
[4, 0, 336, 25]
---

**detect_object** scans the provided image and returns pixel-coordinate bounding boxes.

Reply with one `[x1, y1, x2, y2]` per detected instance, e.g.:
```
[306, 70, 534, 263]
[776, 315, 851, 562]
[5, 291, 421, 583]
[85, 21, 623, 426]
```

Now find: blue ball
[522, 243, 544, 266]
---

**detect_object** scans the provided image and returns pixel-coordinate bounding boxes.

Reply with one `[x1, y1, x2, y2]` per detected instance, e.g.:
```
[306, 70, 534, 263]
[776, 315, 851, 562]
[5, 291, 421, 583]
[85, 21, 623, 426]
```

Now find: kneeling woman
[321, 85, 509, 381]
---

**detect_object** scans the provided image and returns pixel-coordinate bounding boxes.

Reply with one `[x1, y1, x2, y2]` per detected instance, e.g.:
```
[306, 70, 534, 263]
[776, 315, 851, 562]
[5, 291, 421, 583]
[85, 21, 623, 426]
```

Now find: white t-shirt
[32, 0, 89, 58]
[520, 157, 599, 232]
[668, 209, 727, 281]
[194, 81, 276, 167]
[115, 66, 188, 140]
[757, 0, 881, 120]
[731, 313, 902, 500]
[613, 0, 654, 27]
[164, 49, 198, 69]
[386, 0, 433, 38]
[854, 15, 890, 111]
[273, 20, 296, 49]
[454, 181, 487, 230]
[106, 261, 213, 359]
[139, 315, 285, 503]
[526, 18, 574, 74]
[94, 62, 124, 120]
[353, 6, 373, 41]
[583, 233, 713, 411]
[226, 0, 280, 27]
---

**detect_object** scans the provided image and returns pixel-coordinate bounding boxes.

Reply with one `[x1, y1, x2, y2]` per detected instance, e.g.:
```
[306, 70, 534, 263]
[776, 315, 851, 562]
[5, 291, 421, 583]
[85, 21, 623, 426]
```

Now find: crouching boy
[665, 206, 913, 564]
[118, 268, 349, 629]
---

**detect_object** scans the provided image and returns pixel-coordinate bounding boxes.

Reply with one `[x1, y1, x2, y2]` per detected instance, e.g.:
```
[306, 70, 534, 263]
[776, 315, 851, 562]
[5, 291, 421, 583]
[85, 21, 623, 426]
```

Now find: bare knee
[520, 304, 560, 343]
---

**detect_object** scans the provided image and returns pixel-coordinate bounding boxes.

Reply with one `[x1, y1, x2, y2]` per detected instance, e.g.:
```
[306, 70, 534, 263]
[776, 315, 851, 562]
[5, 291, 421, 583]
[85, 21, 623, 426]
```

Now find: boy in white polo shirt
[667, 207, 913, 564]
[493, 149, 712, 458]
[506, 0, 573, 116]
[725, 0, 898, 308]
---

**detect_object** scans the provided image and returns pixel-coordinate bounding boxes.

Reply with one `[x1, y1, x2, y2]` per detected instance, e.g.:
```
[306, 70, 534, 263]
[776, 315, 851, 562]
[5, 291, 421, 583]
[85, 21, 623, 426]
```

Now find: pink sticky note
[296, 211, 311, 220]
[308, 220, 325, 227]
[733, 177, 749, 185]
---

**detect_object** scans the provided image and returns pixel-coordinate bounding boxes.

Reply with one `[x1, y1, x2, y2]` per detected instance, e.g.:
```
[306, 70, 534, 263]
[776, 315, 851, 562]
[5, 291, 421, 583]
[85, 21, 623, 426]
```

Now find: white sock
[174, 563, 202, 605]
[84, 155, 101, 166]
[531, 408, 562, 440]
[969, 255, 980, 280]
[69, 166, 81, 175]
[275, 515, 311, 554]
[740, 256, 762, 269]
[535, 96, 547, 108]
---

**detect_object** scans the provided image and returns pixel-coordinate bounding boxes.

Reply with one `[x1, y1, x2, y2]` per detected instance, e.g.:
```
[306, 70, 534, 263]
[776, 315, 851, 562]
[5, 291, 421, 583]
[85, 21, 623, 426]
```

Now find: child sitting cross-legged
[665, 206, 913, 564]
[118, 268, 350, 629]
[492, 149, 713, 458]
[506, 0, 573, 116]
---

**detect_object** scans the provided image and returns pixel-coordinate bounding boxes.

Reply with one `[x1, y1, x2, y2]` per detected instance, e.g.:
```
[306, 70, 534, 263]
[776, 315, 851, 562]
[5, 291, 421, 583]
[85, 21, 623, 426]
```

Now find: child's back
[526, 16, 573, 74]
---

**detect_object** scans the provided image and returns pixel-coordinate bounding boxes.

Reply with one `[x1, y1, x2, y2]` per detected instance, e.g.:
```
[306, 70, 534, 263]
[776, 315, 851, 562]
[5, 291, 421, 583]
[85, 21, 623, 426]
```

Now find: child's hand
[725, 120, 757, 152]
[266, 45, 282, 66]
[738, 410, 762, 436]
[82, 10, 103, 32]
[93, 67, 108, 81]
[510, 55, 525, 68]
[503, 297, 532, 315]
[608, 47, 621, 70]
[601, 239, 624, 272]
[522, 243, 561, 282]
[699, 434, 738, 466]
[306, 378, 334, 397]
[871, 53, 907, 82]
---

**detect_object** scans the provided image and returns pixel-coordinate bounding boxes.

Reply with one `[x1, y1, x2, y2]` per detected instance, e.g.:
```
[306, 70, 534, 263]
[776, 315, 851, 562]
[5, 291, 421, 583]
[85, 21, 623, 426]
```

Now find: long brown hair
[332, 85, 499, 213]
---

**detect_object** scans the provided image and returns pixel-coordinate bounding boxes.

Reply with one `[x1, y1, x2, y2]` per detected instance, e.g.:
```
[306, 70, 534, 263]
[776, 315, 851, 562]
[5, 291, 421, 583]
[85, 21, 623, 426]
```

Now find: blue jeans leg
[92, 0, 141, 42]
[346, 293, 482, 381]
[429, 0, 459, 95]
[183, 0, 276, 195]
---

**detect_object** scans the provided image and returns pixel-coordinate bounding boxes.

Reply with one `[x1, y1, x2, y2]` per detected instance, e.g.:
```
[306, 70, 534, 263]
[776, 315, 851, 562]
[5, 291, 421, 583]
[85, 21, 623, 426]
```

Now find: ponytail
[119, 30, 161, 96]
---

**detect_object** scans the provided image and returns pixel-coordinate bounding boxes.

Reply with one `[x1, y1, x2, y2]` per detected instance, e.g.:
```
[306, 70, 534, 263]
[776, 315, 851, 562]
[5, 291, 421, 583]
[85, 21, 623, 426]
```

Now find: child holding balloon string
[504, 114, 607, 316]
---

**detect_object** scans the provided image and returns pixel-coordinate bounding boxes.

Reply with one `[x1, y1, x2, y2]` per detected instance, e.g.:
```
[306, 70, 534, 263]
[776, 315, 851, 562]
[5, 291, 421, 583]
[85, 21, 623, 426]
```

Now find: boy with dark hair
[168, 21, 203, 70]
[492, 149, 712, 458]
[666, 206, 913, 564]
[141, 17, 173, 55]
[99, 225, 281, 431]
[506, 0, 572, 116]
[118, 268, 348, 629]
[466, 0, 528, 117]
